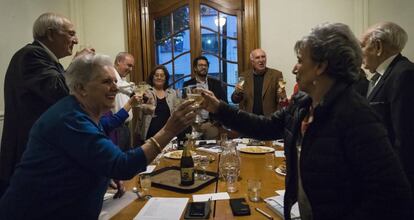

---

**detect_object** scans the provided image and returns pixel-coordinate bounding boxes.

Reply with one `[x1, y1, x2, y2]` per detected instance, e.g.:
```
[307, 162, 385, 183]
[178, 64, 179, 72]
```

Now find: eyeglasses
[197, 64, 208, 67]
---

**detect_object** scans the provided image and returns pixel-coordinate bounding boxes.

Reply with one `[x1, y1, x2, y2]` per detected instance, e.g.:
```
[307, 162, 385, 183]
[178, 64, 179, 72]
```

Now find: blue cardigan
[0, 96, 147, 219]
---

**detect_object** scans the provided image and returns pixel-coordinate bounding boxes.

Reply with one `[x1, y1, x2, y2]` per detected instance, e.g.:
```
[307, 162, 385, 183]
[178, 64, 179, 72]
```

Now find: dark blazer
[366, 53, 414, 191]
[0, 41, 69, 184]
[183, 77, 228, 103]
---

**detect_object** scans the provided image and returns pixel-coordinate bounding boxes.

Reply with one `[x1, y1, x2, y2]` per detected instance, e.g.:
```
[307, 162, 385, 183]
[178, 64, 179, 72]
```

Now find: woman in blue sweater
[0, 54, 196, 219]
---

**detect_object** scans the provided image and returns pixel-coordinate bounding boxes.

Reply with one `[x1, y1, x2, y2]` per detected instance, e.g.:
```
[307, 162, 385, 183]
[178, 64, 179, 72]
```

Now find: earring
[312, 80, 317, 86]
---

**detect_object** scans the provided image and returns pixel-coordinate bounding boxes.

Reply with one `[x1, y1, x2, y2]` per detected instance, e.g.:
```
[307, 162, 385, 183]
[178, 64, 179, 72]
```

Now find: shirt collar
[376, 54, 398, 76]
[36, 40, 60, 63]
[196, 77, 209, 89]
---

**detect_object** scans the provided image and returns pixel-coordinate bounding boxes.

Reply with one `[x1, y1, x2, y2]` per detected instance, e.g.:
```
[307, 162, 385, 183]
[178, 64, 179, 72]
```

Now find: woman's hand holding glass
[162, 99, 197, 137]
[200, 89, 221, 114]
[185, 85, 205, 138]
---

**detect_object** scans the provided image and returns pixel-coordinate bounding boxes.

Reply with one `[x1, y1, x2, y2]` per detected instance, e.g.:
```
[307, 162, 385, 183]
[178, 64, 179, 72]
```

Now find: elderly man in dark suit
[360, 22, 414, 198]
[0, 12, 91, 196]
[231, 48, 287, 116]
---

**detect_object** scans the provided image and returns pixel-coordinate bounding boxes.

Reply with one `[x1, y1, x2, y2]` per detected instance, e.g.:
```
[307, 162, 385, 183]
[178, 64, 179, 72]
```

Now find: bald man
[231, 48, 287, 116]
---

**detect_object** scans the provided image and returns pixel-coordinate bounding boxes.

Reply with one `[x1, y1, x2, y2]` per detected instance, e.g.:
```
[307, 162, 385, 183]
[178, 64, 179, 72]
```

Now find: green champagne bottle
[180, 139, 195, 186]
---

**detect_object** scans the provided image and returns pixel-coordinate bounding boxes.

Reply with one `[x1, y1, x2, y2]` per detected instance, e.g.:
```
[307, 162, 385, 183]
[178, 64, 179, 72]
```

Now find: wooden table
[111, 145, 286, 219]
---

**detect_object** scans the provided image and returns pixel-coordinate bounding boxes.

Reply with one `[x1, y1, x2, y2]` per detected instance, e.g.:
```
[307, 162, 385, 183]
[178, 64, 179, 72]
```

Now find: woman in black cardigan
[201, 22, 412, 220]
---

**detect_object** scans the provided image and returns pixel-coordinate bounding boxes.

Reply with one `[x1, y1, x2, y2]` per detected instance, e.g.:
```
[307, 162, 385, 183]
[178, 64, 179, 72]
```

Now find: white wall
[260, 0, 414, 96]
[0, 0, 125, 139]
[1, 0, 414, 111]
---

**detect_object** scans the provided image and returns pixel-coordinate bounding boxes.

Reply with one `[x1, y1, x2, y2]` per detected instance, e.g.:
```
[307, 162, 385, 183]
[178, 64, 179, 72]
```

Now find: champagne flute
[237, 76, 245, 88]
[139, 174, 152, 200]
[185, 85, 204, 139]
[199, 155, 210, 181]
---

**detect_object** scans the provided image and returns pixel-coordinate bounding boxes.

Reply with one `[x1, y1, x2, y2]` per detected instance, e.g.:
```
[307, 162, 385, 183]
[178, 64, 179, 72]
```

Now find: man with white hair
[361, 22, 414, 196]
[231, 48, 287, 116]
[110, 52, 135, 151]
[0, 12, 91, 195]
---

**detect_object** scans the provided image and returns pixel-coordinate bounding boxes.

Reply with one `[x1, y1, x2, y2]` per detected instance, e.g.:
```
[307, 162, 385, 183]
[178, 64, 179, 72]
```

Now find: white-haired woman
[0, 54, 196, 219]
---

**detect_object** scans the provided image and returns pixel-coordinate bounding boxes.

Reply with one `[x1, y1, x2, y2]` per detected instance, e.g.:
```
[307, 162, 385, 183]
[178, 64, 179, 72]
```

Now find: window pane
[225, 62, 238, 102]
[163, 62, 173, 86]
[173, 52, 191, 89]
[201, 29, 219, 55]
[173, 6, 189, 33]
[154, 15, 171, 41]
[173, 29, 190, 55]
[155, 39, 172, 65]
[220, 37, 238, 62]
[202, 54, 220, 79]
[224, 14, 237, 38]
[200, 5, 218, 32]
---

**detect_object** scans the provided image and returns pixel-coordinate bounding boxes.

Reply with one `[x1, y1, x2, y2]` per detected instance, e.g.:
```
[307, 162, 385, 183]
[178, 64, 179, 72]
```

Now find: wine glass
[139, 174, 152, 200]
[193, 155, 201, 180]
[199, 155, 210, 181]
[133, 82, 150, 106]
[277, 78, 286, 93]
[185, 85, 204, 139]
[237, 76, 245, 88]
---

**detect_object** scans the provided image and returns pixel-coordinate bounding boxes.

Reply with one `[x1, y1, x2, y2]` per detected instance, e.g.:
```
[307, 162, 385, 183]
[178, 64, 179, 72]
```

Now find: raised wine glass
[185, 85, 204, 139]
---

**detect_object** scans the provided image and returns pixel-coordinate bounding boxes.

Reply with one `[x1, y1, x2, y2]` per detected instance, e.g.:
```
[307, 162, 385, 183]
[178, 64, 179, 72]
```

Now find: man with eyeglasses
[182, 56, 227, 138]
[0, 12, 93, 196]
[184, 56, 227, 103]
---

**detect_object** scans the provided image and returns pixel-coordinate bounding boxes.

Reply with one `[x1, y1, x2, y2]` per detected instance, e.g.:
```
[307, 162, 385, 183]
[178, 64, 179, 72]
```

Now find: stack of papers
[264, 190, 300, 220]
[134, 197, 189, 220]
[99, 191, 137, 220]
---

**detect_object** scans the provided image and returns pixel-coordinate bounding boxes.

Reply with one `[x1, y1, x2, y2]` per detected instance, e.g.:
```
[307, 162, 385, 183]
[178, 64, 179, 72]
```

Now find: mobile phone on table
[189, 202, 206, 216]
[229, 198, 251, 216]
[184, 201, 210, 219]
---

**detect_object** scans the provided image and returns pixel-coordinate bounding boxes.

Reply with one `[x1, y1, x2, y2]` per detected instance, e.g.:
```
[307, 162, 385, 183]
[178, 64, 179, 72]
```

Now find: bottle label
[181, 168, 194, 181]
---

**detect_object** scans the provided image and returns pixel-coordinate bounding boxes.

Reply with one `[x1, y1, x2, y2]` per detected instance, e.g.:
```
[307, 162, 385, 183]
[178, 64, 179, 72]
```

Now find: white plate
[163, 150, 195, 159]
[238, 146, 275, 154]
[275, 167, 286, 176]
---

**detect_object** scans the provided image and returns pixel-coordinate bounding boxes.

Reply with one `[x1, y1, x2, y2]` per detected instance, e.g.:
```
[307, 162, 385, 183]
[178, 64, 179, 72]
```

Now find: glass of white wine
[199, 155, 210, 181]
[134, 82, 151, 105]
[237, 76, 245, 88]
[185, 85, 204, 139]
[139, 174, 152, 200]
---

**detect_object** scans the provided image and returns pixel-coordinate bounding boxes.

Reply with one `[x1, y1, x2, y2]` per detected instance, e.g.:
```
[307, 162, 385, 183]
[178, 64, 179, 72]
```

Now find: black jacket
[366, 54, 414, 191]
[215, 82, 412, 220]
[0, 41, 68, 184]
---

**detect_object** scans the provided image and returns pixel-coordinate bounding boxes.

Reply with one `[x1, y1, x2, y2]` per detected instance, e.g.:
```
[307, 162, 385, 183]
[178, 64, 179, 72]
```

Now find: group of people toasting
[0, 11, 413, 220]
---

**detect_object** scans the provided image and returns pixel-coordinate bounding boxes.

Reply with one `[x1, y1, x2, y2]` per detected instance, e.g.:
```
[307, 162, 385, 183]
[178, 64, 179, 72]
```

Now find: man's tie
[366, 72, 380, 97]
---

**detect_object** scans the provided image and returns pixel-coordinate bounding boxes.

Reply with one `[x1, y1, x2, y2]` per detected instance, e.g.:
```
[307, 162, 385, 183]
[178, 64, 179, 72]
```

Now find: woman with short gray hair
[0, 53, 197, 219]
[200, 22, 412, 220]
